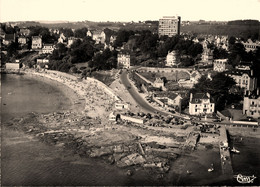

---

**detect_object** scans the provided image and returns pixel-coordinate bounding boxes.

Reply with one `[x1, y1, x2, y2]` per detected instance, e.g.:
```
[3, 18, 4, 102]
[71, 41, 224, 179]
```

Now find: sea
[1, 73, 260, 186]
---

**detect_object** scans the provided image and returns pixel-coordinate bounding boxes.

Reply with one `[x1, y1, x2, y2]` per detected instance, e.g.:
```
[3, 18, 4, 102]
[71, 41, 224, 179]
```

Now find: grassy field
[181, 24, 259, 38]
[91, 69, 118, 86]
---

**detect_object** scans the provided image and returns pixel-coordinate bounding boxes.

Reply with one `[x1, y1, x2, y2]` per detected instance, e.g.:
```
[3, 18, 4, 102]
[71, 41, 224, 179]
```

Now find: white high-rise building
[158, 16, 181, 37]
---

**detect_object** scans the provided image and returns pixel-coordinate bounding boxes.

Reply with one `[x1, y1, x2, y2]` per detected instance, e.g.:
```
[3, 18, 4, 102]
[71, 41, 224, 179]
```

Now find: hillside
[181, 24, 259, 39]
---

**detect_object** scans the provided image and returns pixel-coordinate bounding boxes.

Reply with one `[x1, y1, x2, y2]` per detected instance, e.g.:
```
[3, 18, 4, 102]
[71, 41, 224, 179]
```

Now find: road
[120, 70, 170, 116]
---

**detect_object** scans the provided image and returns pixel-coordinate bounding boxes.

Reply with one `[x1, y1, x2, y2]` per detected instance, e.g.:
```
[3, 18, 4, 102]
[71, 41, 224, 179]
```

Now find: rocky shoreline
[3, 111, 184, 176]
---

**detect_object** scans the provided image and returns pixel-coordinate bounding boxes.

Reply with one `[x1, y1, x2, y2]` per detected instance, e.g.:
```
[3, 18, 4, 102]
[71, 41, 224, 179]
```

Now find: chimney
[251, 70, 253, 76]
[257, 88, 259, 96]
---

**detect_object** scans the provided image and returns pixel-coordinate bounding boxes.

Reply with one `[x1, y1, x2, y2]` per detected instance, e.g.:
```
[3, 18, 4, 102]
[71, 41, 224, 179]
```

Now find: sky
[1, 0, 260, 22]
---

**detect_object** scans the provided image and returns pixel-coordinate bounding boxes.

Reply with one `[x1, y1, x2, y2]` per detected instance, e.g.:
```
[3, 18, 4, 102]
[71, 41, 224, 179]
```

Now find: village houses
[189, 92, 215, 115]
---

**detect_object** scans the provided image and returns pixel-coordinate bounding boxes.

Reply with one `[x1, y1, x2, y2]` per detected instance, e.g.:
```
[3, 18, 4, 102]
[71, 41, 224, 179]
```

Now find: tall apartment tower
[158, 16, 181, 37]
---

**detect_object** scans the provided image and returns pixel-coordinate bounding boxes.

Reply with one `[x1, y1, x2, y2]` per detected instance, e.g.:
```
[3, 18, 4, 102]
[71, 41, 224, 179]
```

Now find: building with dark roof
[189, 92, 215, 115]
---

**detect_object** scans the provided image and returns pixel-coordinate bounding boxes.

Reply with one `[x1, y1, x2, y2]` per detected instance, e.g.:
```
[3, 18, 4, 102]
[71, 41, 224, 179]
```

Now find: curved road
[120, 70, 170, 116]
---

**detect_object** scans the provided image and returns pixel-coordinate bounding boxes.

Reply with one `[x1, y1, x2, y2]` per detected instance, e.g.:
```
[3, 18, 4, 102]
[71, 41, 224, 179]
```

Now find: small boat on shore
[231, 147, 240, 153]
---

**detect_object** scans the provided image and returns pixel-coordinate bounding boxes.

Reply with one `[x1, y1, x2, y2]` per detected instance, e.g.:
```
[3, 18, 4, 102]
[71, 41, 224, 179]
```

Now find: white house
[67, 37, 76, 47]
[41, 44, 54, 54]
[166, 50, 179, 67]
[189, 93, 215, 115]
[213, 59, 228, 72]
[243, 89, 260, 118]
[117, 51, 132, 69]
[153, 77, 165, 90]
[32, 36, 42, 49]
[242, 39, 260, 52]
[58, 33, 66, 44]
[92, 30, 106, 44]
[227, 70, 257, 91]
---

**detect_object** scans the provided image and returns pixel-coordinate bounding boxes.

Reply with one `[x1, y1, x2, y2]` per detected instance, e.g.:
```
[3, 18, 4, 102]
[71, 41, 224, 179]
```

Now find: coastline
[23, 72, 85, 113]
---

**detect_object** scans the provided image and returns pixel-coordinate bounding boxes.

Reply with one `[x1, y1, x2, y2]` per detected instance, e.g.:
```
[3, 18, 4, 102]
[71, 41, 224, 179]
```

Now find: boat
[208, 164, 214, 172]
[187, 170, 192, 174]
[231, 147, 240, 153]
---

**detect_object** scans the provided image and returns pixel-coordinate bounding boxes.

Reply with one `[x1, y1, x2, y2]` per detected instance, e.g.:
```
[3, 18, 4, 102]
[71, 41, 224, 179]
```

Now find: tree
[6, 42, 19, 58]
[213, 48, 228, 59]
[228, 36, 236, 46]
[228, 42, 246, 67]
[74, 27, 88, 38]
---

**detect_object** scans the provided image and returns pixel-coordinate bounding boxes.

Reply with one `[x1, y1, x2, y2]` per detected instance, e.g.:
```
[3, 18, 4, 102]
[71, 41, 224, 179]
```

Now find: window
[195, 109, 197, 112]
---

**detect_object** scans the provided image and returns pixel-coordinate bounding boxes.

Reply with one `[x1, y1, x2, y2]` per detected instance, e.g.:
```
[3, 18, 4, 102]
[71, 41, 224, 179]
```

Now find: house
[58, 33, 66, 43]
[67, 37, 76, 47]
[18, 36, 27, 45]
[242, 39, 260, 52]
[3, 34, 16, 45]
[117, 51, 132, 69]
[32, 36, 42, 49]
[19, 28, 30, 36]
[190, 70, 201, 84]
[153, 77, 165, 90]
[178, 71, 201, 88]
[189, 93, 215, 115]
[166, 50, 179, 66]
[227, 70, 257, 91]
[109, 35, 116, 44]
[115, 101, 129, 110]
[235, 61, 252, 71]
[0, 28, 6, 38]
[213, 59, 228, 72]
[86, 30, 93, 37]
[153, 92, 182, 110]
[5, 62, 20, 69]
[243, 89, 260, 118]
[92, 30, 106, 44]
[109, 112, 118, 121]
[36, 58, 49, 69]
[41, 44, 54, 54]
[201, 49, 213, 64]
